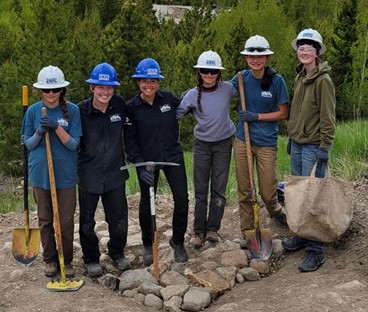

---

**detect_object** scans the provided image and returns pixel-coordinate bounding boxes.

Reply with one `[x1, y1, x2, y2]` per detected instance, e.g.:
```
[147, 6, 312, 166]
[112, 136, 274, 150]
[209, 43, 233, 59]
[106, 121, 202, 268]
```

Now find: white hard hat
[33, 65, 70, 89]
[240, 35, 274, 56]
[291, 28, 326, 55]
[193, 50, 225, 70]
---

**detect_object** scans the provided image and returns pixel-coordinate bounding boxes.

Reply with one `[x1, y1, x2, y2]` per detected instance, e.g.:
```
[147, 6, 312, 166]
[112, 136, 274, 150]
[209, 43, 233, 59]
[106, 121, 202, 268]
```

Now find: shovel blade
[12, 228, 41, 266]
[46, 279, 84, 292]
[245, 228, 272, 260]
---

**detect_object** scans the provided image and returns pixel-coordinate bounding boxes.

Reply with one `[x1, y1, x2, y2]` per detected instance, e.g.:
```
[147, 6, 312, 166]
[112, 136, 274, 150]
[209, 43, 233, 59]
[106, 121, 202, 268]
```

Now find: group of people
[21, 27, 335, 279]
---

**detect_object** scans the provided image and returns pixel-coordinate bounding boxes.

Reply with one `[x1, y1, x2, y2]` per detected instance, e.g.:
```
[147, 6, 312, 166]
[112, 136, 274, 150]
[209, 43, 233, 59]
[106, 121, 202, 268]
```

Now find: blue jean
[193, 137, 232, 234]
[290, 141, 327, 253]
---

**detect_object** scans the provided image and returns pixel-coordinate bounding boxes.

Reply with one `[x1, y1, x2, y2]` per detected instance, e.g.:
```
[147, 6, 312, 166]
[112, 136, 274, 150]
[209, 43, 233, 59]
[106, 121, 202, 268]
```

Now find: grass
[1, 120, 366, 213]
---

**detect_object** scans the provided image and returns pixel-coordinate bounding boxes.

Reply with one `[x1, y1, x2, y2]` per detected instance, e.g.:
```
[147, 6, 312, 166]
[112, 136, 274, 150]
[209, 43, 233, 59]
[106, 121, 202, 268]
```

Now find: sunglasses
[41, 88, 63, 93]
[199, 68, 220, 75]
[245, 47, 267, 53]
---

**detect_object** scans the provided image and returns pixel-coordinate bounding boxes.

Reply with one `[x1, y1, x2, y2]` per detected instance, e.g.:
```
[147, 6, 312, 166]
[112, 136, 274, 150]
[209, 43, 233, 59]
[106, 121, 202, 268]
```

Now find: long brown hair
[195, 70, 222, 113]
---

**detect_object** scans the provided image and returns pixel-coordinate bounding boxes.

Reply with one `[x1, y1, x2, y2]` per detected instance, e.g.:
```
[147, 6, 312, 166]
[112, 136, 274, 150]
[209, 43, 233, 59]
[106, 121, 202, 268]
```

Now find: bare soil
[1, 176, 368, 312]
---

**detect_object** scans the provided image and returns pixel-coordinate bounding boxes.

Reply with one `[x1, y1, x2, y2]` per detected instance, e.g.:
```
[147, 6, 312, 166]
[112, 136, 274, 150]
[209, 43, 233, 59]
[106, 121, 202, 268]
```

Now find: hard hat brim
[131, 74, 165, 79]
[33, 81, 70, 89]
[240, 50, 274, 56]
[193, 65, 225, 70]
[291, 39, 326, 55]
[86, 78, 121, 86]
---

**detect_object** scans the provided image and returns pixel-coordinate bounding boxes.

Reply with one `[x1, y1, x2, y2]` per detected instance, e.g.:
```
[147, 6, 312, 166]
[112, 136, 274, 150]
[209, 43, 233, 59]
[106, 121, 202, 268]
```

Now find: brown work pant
[33, 187, 76, 264]
[233, 138, 280, 232]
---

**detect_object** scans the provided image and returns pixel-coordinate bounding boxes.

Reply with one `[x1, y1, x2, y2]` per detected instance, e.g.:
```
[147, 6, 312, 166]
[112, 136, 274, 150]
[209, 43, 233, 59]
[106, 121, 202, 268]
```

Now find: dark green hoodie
[287, 61, 336, 151]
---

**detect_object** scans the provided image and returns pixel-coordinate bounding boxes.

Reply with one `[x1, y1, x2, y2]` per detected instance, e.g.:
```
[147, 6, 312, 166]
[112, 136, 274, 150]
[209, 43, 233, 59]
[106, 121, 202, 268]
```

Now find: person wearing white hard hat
[282, 29, 336, 272]
[21, 65, 82, 278]
[177, 50, 237, 248]
[231, 35, 289, 249]
[77, 63, 131, 277]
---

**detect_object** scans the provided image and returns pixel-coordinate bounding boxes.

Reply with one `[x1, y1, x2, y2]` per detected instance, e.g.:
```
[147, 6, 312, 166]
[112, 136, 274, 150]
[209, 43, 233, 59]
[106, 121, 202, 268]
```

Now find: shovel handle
[43, 107, 67, 283]
[149, 186, 159, 278]
[237, 72, 257, 201]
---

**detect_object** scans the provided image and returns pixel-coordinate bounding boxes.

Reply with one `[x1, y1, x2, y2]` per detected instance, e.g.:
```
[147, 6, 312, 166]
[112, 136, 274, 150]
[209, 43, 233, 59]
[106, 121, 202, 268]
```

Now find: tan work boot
[44, 261, 58, 277]
[190, 233, 205, 249]
[206, 231, 219, 243]
[64, 263, 75, 278]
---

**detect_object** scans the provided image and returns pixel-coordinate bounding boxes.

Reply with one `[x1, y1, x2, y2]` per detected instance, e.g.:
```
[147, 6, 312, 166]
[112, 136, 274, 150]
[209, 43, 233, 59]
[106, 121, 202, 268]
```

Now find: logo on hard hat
[147, 69, 159, 75]
[98, 74, 110, 81]
[46, 78, 58, 84]
[206, 60, 216, 66]
[302, 32, 314, 39]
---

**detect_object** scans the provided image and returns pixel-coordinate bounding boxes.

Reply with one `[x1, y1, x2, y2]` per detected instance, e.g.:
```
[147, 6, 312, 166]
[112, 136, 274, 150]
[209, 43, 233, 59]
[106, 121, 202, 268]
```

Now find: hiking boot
[169, 238, 188, 263]
[206, 231, 219, 243]
[282, 236, 308, 251]
[64, 263, 75, 278]
[298, 250, 326, 272]
[115, 256, 131, 272]
[85, 263, 103, 277]
[275, 212, 288, 226]
[44, 261, 58, 278]
[143, 245, 153, 266]
[239, 234, 247, 249]
[190, 233, 205, 249]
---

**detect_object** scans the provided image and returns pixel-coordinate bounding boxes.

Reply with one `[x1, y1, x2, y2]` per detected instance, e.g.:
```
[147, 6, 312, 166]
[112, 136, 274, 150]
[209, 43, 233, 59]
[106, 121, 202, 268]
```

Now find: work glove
[316, 148, 329, 162]
[35, 125, 49, 136]
[40, 116, 59, 130]
[138, 167, 155, 186]
[239, 110, 259, 123]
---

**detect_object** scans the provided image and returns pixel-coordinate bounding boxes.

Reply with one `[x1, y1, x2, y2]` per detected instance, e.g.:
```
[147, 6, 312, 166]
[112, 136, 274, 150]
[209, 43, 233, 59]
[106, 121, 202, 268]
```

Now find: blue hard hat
[86, 63, 120, 86]
[132, 58, 164, 79]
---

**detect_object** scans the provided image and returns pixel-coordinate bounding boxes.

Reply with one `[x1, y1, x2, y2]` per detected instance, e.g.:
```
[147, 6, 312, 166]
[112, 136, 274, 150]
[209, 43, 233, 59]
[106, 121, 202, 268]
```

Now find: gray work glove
[239, 110, 259, 123]
[40, 116, 59, 130]
[316, 148, 329, 162]
[138, 167, 155, 186]
[36, 125, 49, 136]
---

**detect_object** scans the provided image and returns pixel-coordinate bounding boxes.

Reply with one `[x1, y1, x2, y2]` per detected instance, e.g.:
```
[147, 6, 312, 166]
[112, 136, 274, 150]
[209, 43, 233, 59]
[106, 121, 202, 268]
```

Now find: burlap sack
[284, 168, 354, 243]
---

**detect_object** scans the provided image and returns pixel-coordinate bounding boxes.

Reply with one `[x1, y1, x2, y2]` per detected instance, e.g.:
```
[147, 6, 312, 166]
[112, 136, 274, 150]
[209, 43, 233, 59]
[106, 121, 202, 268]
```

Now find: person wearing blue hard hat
[77, 63, 130, 277]
[124, 58, 189, 265]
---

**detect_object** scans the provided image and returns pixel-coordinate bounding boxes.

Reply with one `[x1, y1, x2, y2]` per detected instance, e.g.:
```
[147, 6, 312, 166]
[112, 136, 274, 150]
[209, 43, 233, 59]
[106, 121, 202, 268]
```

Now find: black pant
[138, 158, 189, 246]
[79, 184, 128, 264]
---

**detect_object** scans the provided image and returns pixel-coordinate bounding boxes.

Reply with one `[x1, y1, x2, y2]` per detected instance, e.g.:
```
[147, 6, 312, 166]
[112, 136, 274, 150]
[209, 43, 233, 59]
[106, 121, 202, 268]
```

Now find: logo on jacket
[160, 104, 171, 113]
[261, 91, 272, 98]
[110, 114, 121, 122]
[58, 118, 68, 127]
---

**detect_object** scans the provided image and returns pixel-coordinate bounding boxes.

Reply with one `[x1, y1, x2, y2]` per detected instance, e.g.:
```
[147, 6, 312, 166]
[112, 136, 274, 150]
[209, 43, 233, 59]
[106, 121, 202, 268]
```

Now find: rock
[236, 273, 244, 283]
[249, 259, 270, 274]
[99, 273, 119, 290]
[133, 293, 145, 304]
[163, 295, 182, 312]
[220, 249, 248, 268]
[181, 288, 211, 311]
[187, 270, 231, 295]
[118, 269, 158, 292]
[239, 267, 261, 281]
[198, 247, 220, 260]
[215, 266, 238, 284]
[126, 233, 143, 247]
[144, 293, 163, 310]
[122, 289, 138, 298]
[190, 286, 217, 301]
[138, 281, 163, 297]
[272, 239, 284, 258]
[160, 271, 189, 287]
[10, 269, 23, 280]
[95, 220, 108, 232]
[160, 284, 189, 301]
[3, 241, 12, 251]
[200, 261, 219, 271]
[334, 280, 367, 290]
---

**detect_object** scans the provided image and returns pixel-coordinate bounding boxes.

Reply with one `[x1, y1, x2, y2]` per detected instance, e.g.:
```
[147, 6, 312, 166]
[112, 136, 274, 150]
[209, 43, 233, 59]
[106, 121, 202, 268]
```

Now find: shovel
[237, 72, 272, 260]
[42, 107, 83, 291]
[12, 86, 41, 266]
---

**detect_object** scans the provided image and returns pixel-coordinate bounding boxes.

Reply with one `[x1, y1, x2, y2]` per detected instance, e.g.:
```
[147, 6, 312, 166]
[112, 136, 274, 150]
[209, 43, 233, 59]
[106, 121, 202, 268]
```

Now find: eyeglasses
[297, 46, 316, 53]
[41, 88, 62, 93]
[245, 47, 267, 53]
[199, 68, 220, 75]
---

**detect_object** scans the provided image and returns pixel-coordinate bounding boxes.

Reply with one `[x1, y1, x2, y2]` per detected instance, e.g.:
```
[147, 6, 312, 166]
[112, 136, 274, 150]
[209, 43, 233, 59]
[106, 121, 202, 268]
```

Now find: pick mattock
[42, 107, 83, 291]
[121, 161, 179, 278]
[237, 72, 272, 260]
[12, 85, 41, 266]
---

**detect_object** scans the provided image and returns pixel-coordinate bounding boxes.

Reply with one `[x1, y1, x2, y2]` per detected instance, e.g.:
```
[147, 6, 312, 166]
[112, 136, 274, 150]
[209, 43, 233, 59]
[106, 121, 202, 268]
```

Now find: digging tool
[42, 107, 83, 291]
[12, 86, 41, 266]
[237, 72, 272, 260]
[121, 161, 179, 278]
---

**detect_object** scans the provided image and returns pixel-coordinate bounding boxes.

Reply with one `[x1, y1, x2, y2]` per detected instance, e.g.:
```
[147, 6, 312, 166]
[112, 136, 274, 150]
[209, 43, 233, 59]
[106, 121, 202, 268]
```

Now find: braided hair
[261, 66, 277, 91]
[195, 70, 222, 113]
[59, 88, 68, 120]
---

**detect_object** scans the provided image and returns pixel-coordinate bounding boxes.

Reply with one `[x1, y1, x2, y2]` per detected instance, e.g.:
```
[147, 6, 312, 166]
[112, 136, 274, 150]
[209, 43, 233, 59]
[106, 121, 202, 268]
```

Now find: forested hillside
[0, 0, 367, 175]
